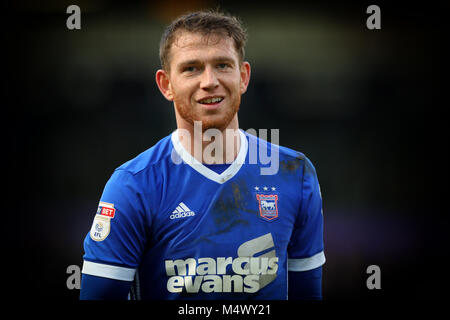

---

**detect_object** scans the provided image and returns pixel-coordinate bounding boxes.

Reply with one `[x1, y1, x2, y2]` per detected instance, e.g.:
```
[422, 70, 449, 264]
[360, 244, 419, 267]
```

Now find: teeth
[200, 97, 223, 104]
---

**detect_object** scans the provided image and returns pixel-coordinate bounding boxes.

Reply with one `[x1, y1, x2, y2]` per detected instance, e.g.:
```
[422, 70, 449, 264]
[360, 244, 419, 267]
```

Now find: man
[80, 9, 325, 300]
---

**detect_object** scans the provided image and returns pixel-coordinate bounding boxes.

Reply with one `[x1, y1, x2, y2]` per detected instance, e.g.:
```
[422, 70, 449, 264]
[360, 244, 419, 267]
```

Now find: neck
[176, 115, 241, 164]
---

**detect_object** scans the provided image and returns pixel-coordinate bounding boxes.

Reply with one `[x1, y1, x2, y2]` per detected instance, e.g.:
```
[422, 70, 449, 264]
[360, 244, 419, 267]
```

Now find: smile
[197, 96, 224, 105]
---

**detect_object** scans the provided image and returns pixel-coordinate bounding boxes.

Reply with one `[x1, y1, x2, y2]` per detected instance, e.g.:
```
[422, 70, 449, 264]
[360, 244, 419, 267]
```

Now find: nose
[200, 66, 219, 91]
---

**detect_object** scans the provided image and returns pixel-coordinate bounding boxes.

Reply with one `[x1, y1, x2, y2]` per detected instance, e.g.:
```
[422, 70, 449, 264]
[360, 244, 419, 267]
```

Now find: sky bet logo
[165, 233, 278, 293]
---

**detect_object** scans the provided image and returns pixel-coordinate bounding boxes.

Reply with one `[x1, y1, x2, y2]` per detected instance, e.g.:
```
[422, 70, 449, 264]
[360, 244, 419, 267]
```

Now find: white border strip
[82, 260, 136, 281]
[288, 251, 326, 272]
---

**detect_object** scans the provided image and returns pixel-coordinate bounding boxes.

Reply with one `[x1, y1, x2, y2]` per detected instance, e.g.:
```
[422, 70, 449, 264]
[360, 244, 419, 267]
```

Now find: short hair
[159, 9, 247, 71]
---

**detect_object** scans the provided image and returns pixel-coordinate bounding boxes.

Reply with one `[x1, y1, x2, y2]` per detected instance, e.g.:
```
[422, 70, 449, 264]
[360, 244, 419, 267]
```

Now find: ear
[239, 61, 251, 95]
[155, 69, 174, 101]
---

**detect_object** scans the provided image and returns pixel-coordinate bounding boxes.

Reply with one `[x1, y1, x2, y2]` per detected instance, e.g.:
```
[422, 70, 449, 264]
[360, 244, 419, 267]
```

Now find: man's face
[157, 31, 250, 131]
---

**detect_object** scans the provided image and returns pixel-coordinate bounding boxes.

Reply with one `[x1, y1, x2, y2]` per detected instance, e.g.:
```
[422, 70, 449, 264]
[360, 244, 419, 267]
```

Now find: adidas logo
[170, 202, 195, 220]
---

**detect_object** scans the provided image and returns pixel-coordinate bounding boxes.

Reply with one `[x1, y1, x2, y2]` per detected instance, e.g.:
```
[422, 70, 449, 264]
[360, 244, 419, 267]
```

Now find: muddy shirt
[82, 130, 325, 299]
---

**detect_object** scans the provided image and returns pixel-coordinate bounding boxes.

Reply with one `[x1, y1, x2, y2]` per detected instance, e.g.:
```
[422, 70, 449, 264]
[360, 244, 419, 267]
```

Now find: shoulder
[115, 133, 174, 176]
[104, 133, 175, 193]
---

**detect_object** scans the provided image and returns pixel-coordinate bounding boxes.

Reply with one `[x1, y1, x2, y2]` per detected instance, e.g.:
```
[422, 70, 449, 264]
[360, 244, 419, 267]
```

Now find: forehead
[169, 31, 238, 65]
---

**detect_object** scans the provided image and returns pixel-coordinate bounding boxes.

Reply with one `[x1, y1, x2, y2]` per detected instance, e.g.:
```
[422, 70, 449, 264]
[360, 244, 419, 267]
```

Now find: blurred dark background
[6, 0, 446, 301]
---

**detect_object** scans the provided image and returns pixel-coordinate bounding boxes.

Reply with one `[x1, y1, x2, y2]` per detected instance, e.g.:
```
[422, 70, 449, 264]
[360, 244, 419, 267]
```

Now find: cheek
[172, 82, 195, 104]
[229, 79, 243, 100]
[231, 72, 245, 93]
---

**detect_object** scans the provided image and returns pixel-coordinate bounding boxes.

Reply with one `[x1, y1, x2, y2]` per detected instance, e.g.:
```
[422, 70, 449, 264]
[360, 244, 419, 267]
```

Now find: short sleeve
[82, 169, 148, 281]
[287, 157, 325, 272]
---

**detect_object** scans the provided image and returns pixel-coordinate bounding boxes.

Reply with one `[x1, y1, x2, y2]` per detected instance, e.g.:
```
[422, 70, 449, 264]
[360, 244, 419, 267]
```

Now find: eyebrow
[177, 56, 236, 68]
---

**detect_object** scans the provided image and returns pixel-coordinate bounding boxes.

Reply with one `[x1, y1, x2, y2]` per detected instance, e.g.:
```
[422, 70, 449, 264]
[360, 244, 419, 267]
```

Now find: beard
[173, 94, 240, 132]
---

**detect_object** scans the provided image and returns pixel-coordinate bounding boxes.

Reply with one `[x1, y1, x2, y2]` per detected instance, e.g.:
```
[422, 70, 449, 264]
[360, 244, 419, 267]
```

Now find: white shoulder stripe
[288, 251, 326, 272]
[82, 260, 136, 281]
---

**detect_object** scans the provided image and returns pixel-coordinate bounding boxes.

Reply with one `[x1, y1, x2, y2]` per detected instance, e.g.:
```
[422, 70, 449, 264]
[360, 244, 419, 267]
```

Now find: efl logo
[91, 202, 115, 241]
[97, 202, 116, 218]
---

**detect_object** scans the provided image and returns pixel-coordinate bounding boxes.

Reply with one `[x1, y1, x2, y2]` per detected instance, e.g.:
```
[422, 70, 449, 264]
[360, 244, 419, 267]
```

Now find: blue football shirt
[82, 130, 325, 299]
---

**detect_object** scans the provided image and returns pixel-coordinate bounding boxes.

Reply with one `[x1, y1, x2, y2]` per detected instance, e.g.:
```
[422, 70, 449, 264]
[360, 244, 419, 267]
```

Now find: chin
[199, 117, 231, 132]
[200, 108, 239, 131]
[175, 99, 240, 131]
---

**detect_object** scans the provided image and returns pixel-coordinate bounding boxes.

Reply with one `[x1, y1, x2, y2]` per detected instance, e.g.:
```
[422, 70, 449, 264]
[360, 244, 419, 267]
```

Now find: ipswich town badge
[256, 194, 279, 221]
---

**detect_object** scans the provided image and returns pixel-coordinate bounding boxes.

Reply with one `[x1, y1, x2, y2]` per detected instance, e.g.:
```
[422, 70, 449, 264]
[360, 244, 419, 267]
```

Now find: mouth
[197, 96, 224, 109]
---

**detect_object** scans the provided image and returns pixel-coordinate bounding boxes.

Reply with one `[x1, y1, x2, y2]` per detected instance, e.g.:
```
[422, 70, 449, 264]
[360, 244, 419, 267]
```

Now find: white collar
[171, 129, 248, 184]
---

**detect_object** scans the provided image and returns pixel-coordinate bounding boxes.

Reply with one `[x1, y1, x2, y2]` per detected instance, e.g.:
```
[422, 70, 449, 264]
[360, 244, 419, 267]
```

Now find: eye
[183, 66, 197, 73]
[217, 63, 230, 70]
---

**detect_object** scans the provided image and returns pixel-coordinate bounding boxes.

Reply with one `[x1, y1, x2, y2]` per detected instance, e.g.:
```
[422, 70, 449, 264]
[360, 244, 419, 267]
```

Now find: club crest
[256, 194, 279, 221]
